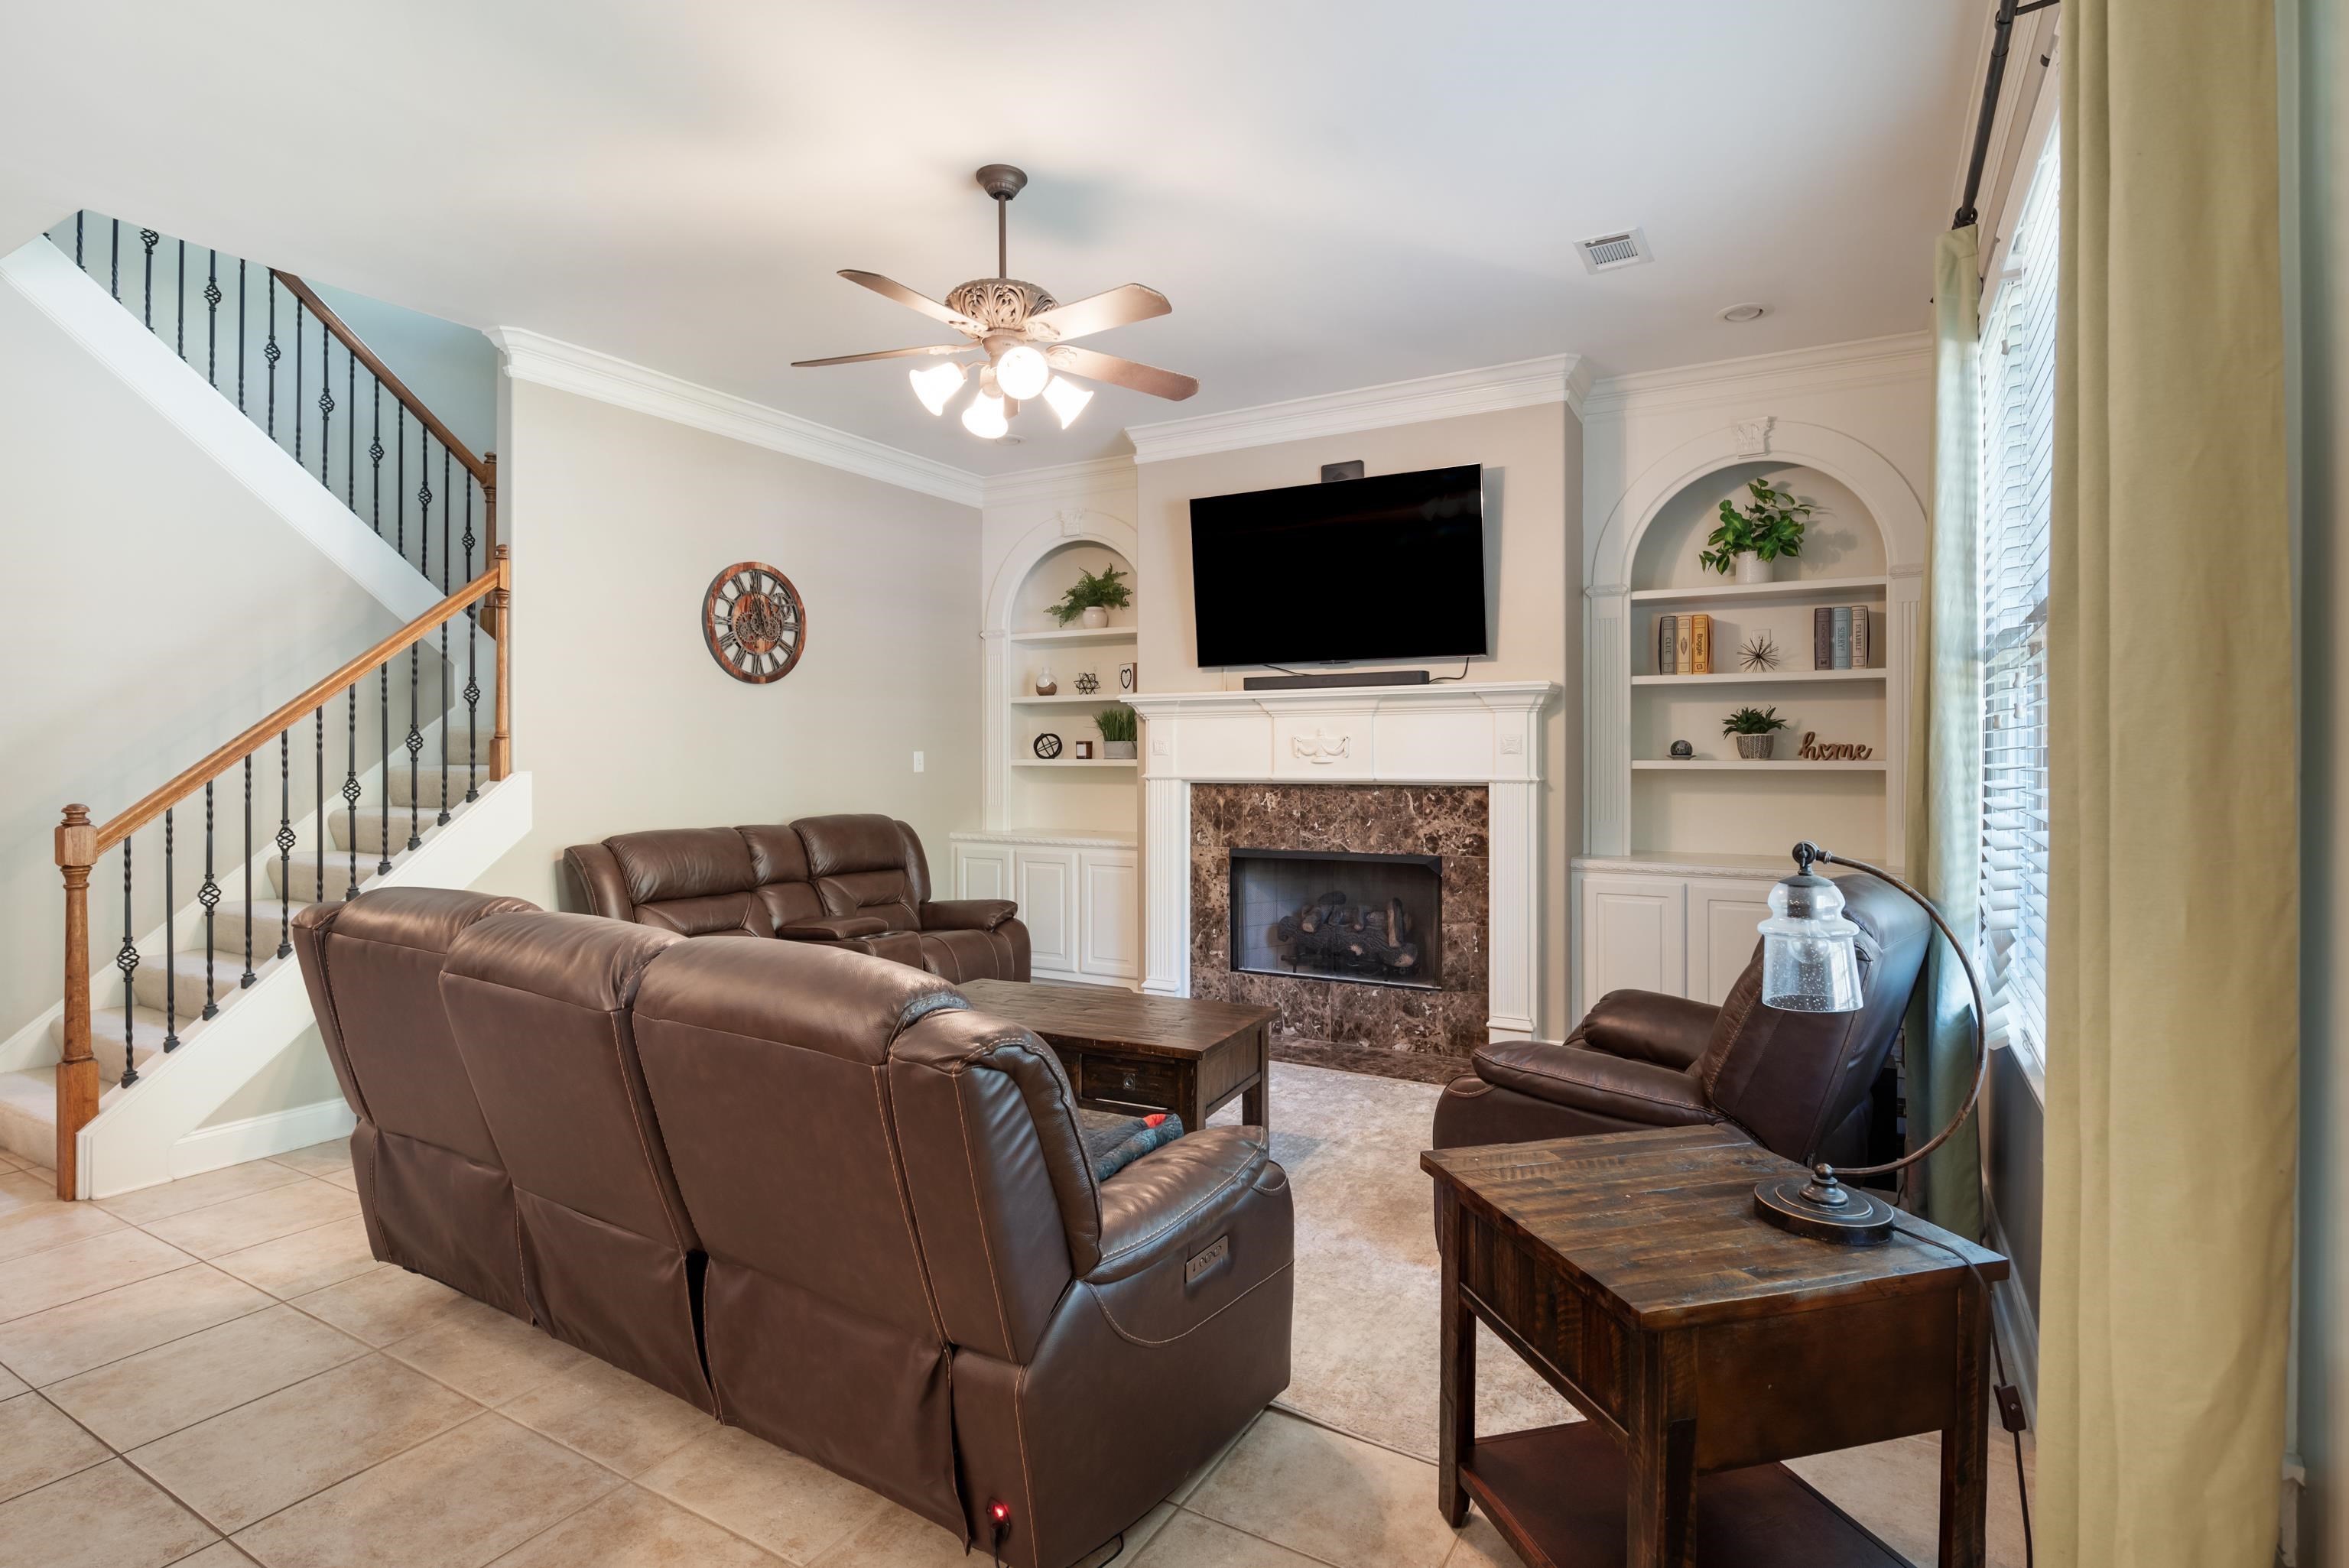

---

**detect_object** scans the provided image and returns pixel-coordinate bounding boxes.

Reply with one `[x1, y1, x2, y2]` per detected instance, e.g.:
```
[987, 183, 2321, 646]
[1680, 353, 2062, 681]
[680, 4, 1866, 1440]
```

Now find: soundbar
[1240, 669, 1432, 692]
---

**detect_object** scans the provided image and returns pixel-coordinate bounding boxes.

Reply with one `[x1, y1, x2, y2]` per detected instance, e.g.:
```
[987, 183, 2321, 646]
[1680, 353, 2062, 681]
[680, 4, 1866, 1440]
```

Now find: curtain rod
[1953, 0, 2060, 229]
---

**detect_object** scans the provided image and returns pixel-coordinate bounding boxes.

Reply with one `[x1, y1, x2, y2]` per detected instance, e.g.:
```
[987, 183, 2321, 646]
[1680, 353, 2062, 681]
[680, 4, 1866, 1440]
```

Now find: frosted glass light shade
[1757, 874, 1863, 1012]
[909, 362, 966, 415]
[996, 343, 1051, 401]
[1041, 375, 1093, 428]
[960, 391, 1009, 439]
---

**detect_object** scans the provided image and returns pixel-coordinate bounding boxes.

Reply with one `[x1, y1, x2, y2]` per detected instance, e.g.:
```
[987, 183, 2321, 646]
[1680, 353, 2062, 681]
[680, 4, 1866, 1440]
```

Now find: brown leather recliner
[1432, 876, 1928, 1168]
[290, 888, 538, 1320]
[564, 814, 1029, 982]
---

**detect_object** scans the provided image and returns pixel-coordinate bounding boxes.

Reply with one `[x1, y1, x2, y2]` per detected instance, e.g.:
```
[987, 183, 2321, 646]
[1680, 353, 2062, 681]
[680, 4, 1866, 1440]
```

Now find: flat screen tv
[1188, 464, 1487, 668]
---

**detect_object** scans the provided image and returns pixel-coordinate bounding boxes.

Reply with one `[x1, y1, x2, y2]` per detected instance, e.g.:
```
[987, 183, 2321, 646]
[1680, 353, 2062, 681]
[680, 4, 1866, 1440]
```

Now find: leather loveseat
[563, 813, 1030, 983]
[293, 887, 1290, 1568]
[1431, 876, 1928, 1168]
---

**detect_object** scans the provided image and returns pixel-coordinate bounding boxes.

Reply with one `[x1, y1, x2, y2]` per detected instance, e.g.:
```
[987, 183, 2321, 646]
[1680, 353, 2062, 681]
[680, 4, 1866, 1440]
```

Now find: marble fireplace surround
[1126, 683, 1557, 1044]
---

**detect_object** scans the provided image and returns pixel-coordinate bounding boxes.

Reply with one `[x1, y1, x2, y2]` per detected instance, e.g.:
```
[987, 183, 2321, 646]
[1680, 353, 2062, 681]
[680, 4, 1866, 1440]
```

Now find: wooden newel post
[489, 544, 513, 780]
[54, 805, 99, 1200]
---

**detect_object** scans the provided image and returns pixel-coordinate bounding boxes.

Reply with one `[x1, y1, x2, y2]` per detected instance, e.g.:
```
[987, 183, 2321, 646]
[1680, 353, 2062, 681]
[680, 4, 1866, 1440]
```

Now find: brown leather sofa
[563, 813, 1030, 983]
[294, 888, 1290, 1568]
[1432, 876, 1928, 1168]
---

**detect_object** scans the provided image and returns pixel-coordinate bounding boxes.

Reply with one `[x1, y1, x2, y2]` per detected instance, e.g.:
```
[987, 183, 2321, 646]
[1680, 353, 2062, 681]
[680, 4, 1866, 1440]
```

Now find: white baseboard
[1984, 1207, 2039, 1428]
[171, 1098, 354, 1180]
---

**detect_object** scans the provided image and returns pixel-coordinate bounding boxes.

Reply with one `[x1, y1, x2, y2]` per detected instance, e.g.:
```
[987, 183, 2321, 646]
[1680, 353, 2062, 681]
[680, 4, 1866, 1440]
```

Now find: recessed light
[1719, 303, 1767, 323]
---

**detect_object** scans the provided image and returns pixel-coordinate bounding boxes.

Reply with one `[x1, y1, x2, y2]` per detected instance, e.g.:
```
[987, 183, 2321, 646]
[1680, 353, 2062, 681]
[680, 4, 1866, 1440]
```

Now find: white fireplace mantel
[1125, 681, 1558, 1040]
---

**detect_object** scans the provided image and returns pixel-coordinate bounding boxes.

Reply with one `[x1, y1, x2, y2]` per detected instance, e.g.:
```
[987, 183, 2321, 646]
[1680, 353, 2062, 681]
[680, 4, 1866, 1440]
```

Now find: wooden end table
[959, 980, 1272, 1131]
[1421, 1125, 2009, 1568]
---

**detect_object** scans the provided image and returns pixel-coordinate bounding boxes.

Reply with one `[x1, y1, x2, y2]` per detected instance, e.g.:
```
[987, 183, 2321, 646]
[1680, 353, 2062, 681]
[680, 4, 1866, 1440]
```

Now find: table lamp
[1749, 840, 1987, 1245]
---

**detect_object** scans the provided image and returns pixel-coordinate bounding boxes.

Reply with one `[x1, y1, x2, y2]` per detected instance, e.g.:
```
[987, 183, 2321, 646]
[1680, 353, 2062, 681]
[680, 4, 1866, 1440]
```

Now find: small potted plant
[1095, 704, 1139, 760]
[1049, 564, 1133, 628]
[1699, 479, 1815, 584]
[1723, 705, 1790, 760]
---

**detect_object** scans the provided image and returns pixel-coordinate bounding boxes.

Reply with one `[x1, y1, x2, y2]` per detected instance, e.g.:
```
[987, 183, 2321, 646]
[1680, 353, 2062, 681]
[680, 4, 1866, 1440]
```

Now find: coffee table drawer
[1078, 1054, 1180, 1109]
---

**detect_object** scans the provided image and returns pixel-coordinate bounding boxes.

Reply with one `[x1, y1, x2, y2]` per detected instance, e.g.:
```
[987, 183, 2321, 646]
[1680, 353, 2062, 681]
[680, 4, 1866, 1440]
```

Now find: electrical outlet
[912, 751, 924, 773]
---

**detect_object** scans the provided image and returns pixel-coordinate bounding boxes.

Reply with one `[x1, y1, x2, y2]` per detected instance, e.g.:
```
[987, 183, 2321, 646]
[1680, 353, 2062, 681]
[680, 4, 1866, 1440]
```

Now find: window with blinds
[1974, 121, 2059, 1074]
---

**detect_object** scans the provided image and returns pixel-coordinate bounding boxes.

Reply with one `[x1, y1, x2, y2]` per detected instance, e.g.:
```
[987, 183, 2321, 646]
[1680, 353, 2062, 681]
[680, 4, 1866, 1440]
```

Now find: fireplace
[1229, 849, 1443, 990]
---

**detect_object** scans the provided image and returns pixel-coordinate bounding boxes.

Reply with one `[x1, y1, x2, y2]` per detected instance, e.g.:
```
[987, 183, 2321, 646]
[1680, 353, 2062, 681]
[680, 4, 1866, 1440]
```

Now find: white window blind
[1975, 121, 2059, 1074]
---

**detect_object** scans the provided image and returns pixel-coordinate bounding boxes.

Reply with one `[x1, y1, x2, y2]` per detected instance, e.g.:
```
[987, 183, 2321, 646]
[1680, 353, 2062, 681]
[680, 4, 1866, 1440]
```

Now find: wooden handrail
[271, 270, 494, 488]
[85, 549, 508, 857]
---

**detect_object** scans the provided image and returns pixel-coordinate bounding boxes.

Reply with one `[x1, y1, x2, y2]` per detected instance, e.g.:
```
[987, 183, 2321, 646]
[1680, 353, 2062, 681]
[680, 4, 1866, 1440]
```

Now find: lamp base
[1753, 1170, 1896, 1245]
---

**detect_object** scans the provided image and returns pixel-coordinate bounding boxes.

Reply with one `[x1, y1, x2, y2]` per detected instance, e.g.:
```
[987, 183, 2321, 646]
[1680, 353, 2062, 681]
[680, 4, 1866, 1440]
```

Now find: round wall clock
[703, 562, 807, 684]
[1033, 733, 1064, 759]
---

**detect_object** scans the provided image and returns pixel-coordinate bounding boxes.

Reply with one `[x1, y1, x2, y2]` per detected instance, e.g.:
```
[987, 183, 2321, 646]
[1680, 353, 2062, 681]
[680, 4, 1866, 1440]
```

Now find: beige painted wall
[474, 381, 983, 911]
[1132, 401, 1583, 1037]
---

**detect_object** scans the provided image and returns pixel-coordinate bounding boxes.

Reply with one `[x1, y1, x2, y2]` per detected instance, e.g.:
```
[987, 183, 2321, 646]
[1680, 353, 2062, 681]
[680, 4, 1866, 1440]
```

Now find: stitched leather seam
[1096, 1157, 1261, 1268]
[1090, 1258, 1295, 1348]
[871, 1068, 951, 1345]
[1010, 1355, 1040, 1551]
[1485, 1060, 1708, 1116]
[947, 1065, 1020, 1357]
[1010, 1040, 1103, 1246]
[604, 1014, 690, 1255]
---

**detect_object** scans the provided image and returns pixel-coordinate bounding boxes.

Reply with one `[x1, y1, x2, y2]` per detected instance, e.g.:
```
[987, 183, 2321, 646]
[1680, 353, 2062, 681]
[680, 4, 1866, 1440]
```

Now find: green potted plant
[1094, 704, 1139, 760]
[1723, 705, 1791, 760]
[1049, 564, 1133, 628]
[1699, 479, 1815, 584]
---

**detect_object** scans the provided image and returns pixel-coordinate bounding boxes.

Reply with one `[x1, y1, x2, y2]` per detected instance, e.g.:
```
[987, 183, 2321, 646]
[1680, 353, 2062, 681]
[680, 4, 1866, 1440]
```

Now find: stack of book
[1653, 613, 1713, 674]
[1812, 606, 1873, 670]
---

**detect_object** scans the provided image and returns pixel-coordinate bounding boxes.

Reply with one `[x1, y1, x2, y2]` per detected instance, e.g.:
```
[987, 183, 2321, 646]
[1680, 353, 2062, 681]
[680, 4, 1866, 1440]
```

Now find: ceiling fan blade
[1022, 284, 1171, 342]
[791, 343, 973, 368]
[1045, 343, 1200, 401]
[839, 270, 980, 333]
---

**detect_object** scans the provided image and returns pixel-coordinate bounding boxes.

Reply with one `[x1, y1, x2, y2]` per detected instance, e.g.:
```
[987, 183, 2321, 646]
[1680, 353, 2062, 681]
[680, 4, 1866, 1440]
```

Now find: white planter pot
[1733, 554, 1775, 586]
[1081, 606, 1110, 628]
[1103, 740, 1137, 759]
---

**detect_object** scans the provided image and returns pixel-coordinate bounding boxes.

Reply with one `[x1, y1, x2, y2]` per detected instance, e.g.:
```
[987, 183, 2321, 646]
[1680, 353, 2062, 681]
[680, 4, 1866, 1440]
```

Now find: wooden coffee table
[1422, 1125, 2009, 1568]
[959, 980, 1272, 1131]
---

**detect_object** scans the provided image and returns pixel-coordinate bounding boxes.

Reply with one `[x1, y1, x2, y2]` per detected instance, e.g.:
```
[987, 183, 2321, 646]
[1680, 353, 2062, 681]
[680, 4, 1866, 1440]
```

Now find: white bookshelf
[1630, 669, 1885, 687]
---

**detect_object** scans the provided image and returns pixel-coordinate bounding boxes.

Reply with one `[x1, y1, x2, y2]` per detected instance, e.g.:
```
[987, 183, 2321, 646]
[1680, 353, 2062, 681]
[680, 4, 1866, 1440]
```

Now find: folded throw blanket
[1076, 1106, 1185, 1183]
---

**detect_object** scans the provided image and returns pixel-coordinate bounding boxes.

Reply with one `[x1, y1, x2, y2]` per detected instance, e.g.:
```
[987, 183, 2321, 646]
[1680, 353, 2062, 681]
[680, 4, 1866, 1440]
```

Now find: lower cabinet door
[1686, 878, 1780, 1005]
[1013, 847, 1081, 976]
[954, 844, 1012, 903]
[1076, 849, 1139, 981]
[1577, 875, 1687, 1014]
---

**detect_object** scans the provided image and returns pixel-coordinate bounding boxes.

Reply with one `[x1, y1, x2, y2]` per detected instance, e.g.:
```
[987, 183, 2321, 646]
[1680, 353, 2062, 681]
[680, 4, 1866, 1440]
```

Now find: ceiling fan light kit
[794, 164, 1198, 440]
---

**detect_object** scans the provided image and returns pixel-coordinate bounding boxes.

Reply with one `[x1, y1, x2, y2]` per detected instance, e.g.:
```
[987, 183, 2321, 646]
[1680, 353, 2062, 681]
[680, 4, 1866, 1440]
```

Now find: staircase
[0, 213, 531, 1199]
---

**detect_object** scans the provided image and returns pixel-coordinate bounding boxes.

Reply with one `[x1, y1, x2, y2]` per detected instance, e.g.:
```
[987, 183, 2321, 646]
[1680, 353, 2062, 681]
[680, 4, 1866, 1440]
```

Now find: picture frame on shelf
[1074, 740, 1094, 759]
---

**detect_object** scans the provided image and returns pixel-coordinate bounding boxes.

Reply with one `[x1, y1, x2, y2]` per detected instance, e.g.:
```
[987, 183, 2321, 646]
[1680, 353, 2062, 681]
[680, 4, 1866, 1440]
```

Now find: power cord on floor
[1889, 1219, 2034, 1568]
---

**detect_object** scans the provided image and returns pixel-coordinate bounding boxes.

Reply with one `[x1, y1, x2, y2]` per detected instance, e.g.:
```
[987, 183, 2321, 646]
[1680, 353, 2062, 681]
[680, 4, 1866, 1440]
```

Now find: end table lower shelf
[1464, 1424, 1906, 1568]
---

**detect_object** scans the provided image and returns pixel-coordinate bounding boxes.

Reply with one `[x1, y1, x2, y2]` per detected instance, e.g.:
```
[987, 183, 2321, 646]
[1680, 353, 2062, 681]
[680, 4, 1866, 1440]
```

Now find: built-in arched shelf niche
[983, 532, 1141, 835]
[1586, 428, 1922, 868]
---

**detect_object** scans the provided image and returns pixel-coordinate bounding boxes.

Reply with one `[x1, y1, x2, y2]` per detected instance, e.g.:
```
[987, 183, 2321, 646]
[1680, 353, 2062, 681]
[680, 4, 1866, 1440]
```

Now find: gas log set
[1272, 891, 1425, 981]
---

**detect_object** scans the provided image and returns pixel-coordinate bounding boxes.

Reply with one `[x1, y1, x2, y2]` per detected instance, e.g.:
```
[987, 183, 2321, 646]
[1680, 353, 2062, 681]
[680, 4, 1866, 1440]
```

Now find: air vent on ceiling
[1576, 228, 1653, 274]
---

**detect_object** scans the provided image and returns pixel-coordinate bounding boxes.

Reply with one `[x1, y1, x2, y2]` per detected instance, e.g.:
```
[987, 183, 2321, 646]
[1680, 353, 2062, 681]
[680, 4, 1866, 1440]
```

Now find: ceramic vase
[1034, 668, 1058, 696]
[1081, 605, 1110, 628]
[1734, 554, 1774, 586]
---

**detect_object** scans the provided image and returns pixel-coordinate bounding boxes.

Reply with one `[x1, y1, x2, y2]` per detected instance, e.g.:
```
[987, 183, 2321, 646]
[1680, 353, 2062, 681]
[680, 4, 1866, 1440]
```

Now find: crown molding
[1124, 353, 1586, 465]
[980, 453, 1139, 510]
[1578, 332, 1932, 420]
[486, 326, 984, 508]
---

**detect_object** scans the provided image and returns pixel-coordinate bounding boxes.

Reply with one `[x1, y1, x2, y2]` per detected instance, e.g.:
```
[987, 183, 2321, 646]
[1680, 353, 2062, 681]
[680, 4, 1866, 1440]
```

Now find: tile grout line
[2, 1388, 232, 1557]
[93, 1165, 333, 1228]
[0, 1234, 213, 1326]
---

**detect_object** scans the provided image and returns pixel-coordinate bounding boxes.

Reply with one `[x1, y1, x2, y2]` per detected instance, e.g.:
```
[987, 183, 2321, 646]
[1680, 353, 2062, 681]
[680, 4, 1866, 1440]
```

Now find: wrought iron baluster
[409, 424, 431, 850]
[379, 662, 393, 877]
[116, 842, 138, 1086]
[464, 474, 479, 801]
[265, 275, 280, 440]
[294, 298, 304, 467]
[346, 348, 356, 508]
[317, 314, 336, 486]
[200, 781, 219, 1018]
[369, 382, 383, 535]
[74, 211, 82, 266]
[407, 641, 423, 852]
[204, 251, 220, 388]
[395, 404, 406, 563]
[140, 227, 156, 327]
[241, 755, 255, 986]
[175, 240, 185, 359]
[438, 446, 451, 824]
[161, 807, 178, 1050]
[109, 218, 119, 301]
[417, 423, 432, 584]
[237, 261, 247, 412]
[276, 729, 294, 958]
[345, 687, 361, 900]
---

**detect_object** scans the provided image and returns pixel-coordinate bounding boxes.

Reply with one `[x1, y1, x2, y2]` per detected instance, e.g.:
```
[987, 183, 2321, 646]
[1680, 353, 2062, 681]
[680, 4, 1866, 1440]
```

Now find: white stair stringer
[63, 772, 531, 1200]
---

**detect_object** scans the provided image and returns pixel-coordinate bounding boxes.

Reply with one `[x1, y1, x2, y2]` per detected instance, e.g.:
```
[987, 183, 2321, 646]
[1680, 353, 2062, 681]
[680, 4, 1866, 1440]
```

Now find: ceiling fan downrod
[976, 163, 1027, 281]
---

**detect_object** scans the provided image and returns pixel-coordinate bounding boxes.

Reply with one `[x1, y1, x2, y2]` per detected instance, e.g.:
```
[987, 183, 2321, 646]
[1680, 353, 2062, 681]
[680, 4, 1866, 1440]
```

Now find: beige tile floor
[0, 1138, 2030, 1568]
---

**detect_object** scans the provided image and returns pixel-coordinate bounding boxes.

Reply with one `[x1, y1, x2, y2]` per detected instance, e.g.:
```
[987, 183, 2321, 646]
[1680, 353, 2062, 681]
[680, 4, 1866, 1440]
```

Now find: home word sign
[1797, 732, 1874, 761]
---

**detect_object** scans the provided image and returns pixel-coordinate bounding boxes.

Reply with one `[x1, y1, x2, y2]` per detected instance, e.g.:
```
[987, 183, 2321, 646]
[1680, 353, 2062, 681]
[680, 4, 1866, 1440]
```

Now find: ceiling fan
[791, 164, 1198, 439]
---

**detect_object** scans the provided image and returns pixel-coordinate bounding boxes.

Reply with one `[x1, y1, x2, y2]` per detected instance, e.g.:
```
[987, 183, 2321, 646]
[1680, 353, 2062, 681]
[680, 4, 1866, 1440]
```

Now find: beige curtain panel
[2040, 0, 2298, 1563]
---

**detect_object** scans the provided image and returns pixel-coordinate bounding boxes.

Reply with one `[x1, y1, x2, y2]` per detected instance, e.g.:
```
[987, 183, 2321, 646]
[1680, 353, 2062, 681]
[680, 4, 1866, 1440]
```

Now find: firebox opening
[1229, 847, 1443, 991]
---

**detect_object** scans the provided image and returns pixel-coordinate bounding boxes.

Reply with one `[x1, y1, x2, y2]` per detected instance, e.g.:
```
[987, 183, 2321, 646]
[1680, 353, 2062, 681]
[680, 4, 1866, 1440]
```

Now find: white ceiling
[0, 2, 1979, 477]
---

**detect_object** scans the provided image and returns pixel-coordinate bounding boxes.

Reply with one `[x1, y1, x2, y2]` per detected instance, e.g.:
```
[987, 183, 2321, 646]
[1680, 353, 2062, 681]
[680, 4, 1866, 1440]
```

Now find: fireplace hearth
[1230, 848, 1442, 991]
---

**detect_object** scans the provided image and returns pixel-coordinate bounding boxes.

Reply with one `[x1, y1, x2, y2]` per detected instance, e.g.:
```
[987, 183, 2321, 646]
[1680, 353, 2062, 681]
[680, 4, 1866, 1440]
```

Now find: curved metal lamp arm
[1796, 842, 1988, 1183]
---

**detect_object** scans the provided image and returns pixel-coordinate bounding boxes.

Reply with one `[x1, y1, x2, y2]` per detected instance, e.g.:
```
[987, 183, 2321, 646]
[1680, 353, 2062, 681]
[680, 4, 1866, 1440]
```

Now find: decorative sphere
[1669, 739, 1694, 758]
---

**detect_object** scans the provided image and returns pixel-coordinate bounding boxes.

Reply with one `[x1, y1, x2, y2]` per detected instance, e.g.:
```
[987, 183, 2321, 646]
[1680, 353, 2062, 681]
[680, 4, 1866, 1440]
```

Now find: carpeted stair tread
[132, 950, 262, 1021]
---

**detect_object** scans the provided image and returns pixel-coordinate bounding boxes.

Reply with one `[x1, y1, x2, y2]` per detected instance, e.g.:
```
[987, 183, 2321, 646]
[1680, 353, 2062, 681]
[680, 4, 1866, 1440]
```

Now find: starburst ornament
[1739, 632, 1782, 672]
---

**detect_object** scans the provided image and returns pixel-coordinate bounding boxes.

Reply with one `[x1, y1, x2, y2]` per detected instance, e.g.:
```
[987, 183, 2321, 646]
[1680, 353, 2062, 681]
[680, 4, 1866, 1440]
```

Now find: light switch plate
[912, 751, 924, 773]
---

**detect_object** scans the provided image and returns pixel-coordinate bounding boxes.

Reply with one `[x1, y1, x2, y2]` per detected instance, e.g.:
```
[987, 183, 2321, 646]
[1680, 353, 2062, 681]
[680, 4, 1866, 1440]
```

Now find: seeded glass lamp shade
[1749, 840, 1987, 1245]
